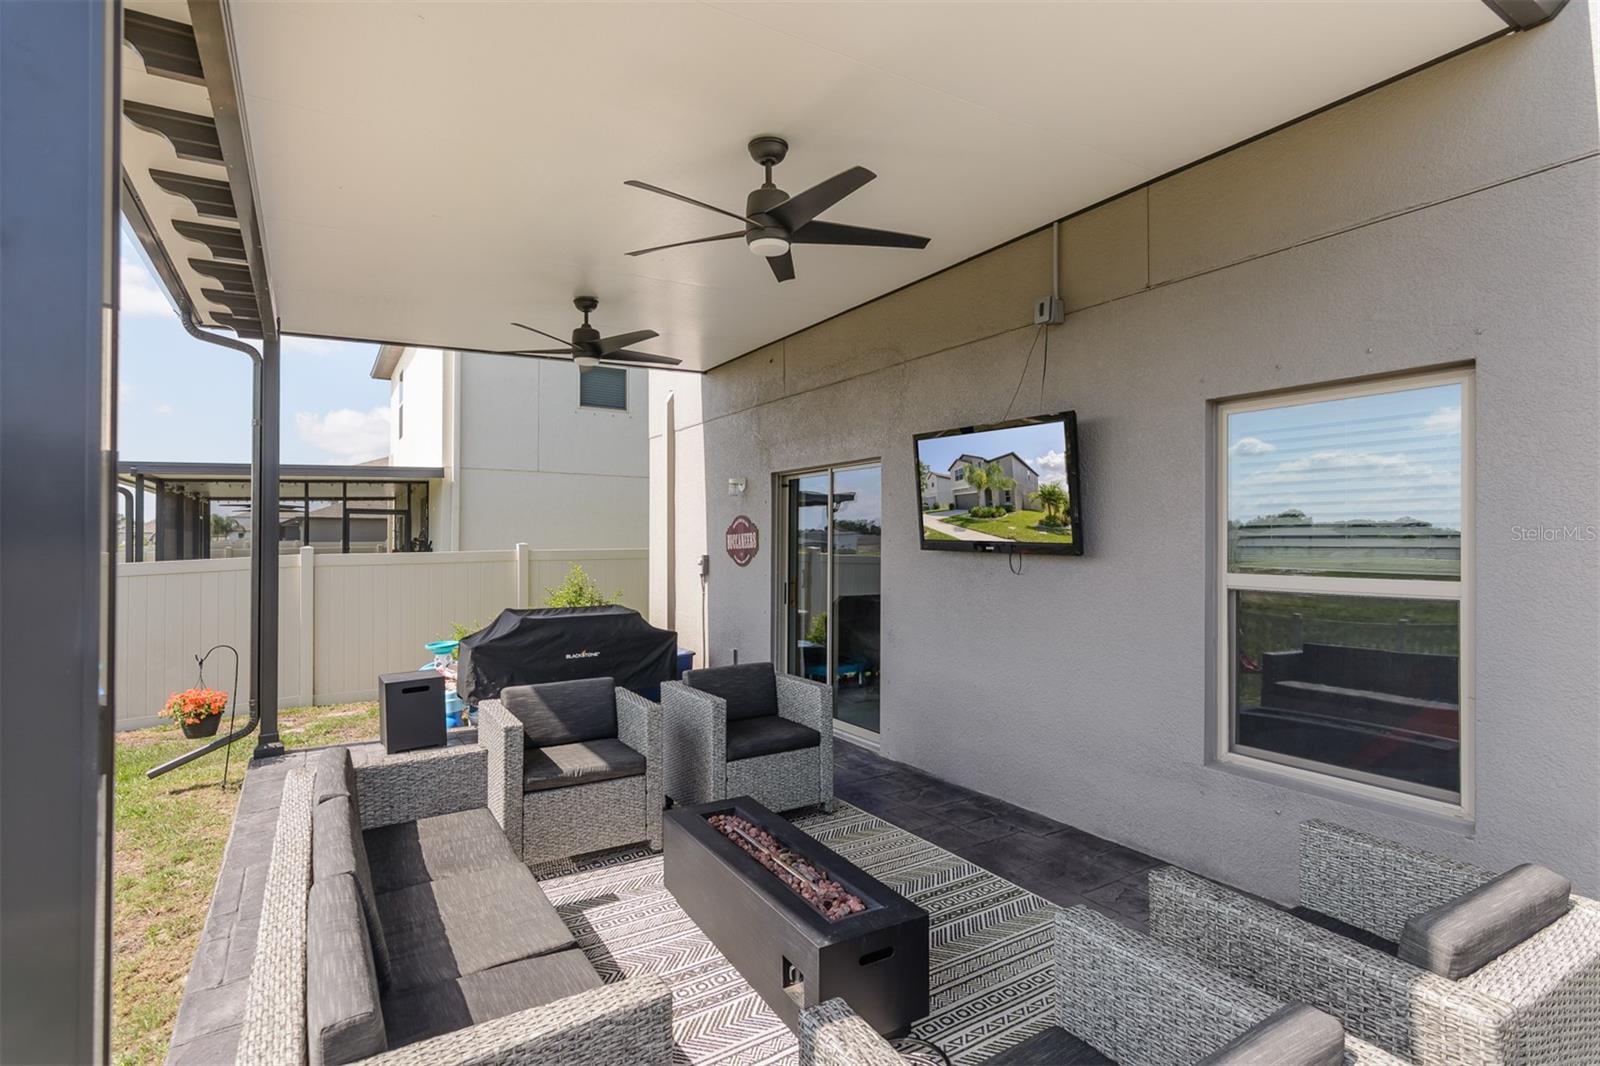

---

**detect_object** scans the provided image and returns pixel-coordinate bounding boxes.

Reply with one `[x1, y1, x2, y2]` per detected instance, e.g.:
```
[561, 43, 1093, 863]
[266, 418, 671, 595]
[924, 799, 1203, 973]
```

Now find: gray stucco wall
[652, 10, 1600, 901]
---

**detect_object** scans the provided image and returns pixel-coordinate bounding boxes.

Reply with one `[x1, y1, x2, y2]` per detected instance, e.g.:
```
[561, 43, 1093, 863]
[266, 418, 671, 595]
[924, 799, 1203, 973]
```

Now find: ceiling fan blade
[790, 220, 930, 249]
[624, 180, 755, 226]
[768, 166, 875, 232]
[767, 251, 796, 283]
[626, 231, 745, 257]
[601, 350, 683, 367]
[594, 329, 659, 356]
[510, 322, 573, 348]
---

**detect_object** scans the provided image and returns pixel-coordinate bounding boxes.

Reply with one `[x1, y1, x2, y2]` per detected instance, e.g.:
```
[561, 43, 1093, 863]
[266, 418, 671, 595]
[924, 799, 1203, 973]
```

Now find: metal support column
[0, 1, 116, 1059]
[253, 336, 283, 754]
[117, 488, 136, 562]
[134, 473, 146, 560]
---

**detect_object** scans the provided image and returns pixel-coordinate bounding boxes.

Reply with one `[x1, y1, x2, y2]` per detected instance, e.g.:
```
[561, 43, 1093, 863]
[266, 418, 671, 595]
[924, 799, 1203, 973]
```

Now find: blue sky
[119, 223, 390, 466]
[915, 422, 1071, 486]
[1226, 383, 1462, 527]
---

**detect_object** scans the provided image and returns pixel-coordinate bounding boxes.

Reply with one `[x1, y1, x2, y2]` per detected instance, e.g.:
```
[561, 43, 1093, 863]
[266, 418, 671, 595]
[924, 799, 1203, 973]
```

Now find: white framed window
[1215, 368, 1473, 815]
[579, 365, 628, 411]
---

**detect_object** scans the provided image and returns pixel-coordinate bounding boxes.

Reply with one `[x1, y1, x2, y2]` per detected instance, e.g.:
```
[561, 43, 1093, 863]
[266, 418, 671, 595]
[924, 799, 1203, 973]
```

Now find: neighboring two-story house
[944, 452, 1041, 511]
[373, 346, 648, 551]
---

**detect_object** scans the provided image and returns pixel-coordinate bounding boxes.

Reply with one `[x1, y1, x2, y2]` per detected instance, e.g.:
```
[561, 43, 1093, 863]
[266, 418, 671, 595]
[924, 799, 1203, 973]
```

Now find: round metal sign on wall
[725, 515, 760, 567]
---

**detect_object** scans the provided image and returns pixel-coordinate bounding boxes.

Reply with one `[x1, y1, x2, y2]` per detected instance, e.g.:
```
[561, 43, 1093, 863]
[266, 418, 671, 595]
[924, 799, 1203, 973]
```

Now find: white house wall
[388, 347, 446, 468]
[653, 13, 1600, 901]
[445, 352, 648, 551]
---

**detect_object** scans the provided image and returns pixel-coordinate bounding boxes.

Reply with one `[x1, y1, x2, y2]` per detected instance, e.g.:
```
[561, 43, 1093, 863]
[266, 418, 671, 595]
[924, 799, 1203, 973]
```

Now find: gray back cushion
[684, 662, 777, 721]
[313, 795, 391, 986]
[502, 677, 617, 747]
[310, 747, 357, 805]
[1399, 863, 1572, 979]
[307, 873, 387, 1066]
[1198, 1004, 1345, 1066]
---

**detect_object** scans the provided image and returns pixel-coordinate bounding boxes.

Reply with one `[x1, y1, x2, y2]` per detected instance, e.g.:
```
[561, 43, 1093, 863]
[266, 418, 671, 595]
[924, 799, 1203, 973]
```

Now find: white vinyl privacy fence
[114, 546, 648, 729]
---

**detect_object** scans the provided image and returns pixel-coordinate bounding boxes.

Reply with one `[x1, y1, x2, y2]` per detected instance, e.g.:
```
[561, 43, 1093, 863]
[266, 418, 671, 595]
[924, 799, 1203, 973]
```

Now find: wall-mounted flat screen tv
[913, 412, 1082, 555]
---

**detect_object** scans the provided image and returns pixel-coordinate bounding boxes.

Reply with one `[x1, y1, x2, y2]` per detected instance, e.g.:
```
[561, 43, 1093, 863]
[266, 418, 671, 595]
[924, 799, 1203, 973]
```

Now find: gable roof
[947, 451, 1039, 477]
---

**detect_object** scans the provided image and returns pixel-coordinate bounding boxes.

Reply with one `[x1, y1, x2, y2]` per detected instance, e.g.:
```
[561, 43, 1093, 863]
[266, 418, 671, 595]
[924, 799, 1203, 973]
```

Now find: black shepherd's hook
[196, 644, 242, 790]
[147, 642, 257, 782]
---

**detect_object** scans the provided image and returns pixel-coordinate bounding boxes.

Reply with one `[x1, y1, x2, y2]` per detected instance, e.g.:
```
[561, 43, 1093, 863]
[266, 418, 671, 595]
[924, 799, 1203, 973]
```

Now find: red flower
[164, 686, 228, 726]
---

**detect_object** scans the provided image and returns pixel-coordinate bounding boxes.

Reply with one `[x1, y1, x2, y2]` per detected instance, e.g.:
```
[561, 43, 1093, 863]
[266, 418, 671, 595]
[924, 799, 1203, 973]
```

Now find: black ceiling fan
[625, 136, 930, 283]
[496, 296, 681, 367]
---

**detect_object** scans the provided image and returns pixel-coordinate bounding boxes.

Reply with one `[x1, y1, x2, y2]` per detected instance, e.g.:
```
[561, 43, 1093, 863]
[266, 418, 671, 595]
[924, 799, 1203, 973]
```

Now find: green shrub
[544, 563, 622, 608]
[449, 619, 481, 659]
[804, 611, 828, 645]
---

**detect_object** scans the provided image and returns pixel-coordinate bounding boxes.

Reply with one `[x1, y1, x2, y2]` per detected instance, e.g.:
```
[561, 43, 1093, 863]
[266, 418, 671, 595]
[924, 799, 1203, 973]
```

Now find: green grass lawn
[113, 702, 379, 1066]
[948, 508, 1074, 543]
[922, 527, 958, 541]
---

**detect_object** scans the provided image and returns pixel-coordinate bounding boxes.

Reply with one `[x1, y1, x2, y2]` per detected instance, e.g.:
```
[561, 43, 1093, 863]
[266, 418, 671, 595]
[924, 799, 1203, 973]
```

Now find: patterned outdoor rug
[535, 803, 1057, 1065]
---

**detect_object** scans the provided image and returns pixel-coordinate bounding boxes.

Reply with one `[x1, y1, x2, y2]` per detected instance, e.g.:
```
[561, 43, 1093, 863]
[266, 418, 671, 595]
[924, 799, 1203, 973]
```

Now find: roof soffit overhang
[124, 1, 1562, 368]
[120, 0, 276, 341]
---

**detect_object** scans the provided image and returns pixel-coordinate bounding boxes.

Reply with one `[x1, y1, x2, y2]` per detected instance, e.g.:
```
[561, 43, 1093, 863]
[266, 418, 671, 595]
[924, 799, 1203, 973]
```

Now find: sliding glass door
[779, 463, 882, 737]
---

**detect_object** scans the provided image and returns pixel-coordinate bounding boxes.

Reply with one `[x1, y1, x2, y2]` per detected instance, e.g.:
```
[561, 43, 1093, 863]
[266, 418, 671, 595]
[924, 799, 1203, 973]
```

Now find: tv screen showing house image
[914, 412, 1082, 554]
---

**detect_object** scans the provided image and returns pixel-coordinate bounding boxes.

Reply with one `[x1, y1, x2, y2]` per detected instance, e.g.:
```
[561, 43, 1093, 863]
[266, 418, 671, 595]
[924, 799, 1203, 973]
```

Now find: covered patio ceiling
[123, 1, 1519, 372]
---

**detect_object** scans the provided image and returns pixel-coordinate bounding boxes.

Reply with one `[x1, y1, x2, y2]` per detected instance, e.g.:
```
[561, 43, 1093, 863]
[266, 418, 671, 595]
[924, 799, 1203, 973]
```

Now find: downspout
[147, 318, 266, 778]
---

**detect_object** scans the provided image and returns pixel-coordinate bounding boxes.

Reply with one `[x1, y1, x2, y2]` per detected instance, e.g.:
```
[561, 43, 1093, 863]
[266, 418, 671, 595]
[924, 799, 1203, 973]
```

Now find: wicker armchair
[478, 681, 663, 866]
[1149, 820, 1600, 1066]
[797, 906, 1407, 1065]
[660, 662, 833, 814]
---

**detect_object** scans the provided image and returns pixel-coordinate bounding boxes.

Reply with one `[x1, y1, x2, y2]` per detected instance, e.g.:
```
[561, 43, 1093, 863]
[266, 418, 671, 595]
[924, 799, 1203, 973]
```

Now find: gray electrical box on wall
[1034, 296, 1065, 324]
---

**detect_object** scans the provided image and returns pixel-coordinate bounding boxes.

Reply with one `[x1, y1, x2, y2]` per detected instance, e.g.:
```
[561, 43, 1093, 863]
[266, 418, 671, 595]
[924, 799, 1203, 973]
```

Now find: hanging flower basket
[165, 687, 229, 739]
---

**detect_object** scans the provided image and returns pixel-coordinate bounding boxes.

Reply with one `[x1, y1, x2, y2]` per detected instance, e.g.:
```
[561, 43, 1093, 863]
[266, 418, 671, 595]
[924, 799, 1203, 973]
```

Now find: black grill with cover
[455, 605, 679, 703]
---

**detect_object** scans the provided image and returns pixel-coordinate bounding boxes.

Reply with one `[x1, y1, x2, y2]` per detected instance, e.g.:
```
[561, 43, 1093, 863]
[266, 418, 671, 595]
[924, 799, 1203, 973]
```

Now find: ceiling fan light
[748, 235, 790, 258]
[573, 354, 601, 368]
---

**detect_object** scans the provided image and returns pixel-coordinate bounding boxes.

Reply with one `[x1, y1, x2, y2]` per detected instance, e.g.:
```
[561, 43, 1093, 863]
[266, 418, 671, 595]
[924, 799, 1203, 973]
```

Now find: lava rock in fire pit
[707, 813, 867, 921]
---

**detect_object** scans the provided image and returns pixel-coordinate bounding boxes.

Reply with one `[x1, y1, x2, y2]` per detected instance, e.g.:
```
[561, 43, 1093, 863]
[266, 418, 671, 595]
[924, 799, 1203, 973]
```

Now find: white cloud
[154, 402, 174, 416]
[120, 258, 175, 318]
[1034, 449, 1069, 487]
[1229, 436, 1276, 456]
[294, 406, 391, 463]
[1422, 405, 1461, 433]
[1232, 448, 1461, 525]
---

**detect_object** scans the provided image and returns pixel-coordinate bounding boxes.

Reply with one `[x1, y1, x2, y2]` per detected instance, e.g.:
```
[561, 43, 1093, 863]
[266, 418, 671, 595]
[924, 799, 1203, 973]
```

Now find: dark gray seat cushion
[376, 862, 578, 993]
[985, 1024, 1108, 1064]
[684, 661, 778, 721]
[310, 746, 358, 806]
[522, 737, 645, 793]
[363, 807, 521, 895]
[381, 948, 602, 1049]
[307, 873, 388, 1066]
[1398, 863, 1572, 979]
[313, 794, 391, 985]
[1197, 1004, 1345, 1066]
[502, 677, 618, 747]
[726, 715, 819, 762]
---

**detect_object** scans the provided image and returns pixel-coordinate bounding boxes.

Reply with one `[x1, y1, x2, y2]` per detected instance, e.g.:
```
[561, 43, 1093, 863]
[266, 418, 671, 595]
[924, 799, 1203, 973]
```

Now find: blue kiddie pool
[422, 640, 466, 727]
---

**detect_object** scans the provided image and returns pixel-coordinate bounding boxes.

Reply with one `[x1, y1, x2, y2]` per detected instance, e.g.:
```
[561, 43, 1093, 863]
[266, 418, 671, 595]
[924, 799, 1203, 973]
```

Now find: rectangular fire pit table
[663, 797, 929, 1037]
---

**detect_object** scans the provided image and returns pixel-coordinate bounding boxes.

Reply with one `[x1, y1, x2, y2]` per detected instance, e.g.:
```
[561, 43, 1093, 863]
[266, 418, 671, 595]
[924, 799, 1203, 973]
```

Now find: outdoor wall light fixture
[728, 478, 747, 496]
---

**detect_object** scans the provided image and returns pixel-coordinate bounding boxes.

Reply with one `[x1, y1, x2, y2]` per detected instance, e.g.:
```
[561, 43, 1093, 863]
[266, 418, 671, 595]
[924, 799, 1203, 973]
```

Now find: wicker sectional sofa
[798, 906, 1407, 1065]
[660, 662, 834, 814]
[1149, 820, 1600, 1066]
[235, 747, 671, 1065]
